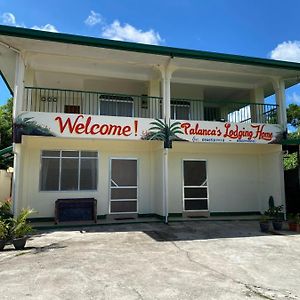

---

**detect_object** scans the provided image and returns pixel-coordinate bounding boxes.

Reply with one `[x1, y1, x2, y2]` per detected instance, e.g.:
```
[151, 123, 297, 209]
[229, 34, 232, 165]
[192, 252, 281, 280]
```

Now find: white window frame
[40, 150, 98, 192]
[182, 159, 209, 212]
[98, 94, 134, 117]
[171, 100, 191, 120]
[108, 157, 139, 214]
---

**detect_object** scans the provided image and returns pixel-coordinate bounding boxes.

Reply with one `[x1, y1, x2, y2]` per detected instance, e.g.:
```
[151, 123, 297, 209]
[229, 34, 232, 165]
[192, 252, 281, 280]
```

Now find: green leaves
[0, 98, 13, 168]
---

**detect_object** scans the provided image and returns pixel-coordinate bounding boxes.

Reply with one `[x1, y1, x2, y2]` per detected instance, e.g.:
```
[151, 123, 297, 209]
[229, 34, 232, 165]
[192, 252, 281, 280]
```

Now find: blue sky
[0, 0, 300, 108]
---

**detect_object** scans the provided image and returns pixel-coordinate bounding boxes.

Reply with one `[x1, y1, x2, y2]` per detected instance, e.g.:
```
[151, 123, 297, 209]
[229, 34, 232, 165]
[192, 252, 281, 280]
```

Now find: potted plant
[0, 220, 8, 251]
[288, 213, 300, 232]
[268, 205, 284, 230]
[10, 208, 34, 250]
[259, 213, 270, 232]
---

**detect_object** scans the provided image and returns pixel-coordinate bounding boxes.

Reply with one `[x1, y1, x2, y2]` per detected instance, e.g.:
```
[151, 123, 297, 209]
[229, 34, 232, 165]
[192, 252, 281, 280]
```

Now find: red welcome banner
[14, 112, 283, 144]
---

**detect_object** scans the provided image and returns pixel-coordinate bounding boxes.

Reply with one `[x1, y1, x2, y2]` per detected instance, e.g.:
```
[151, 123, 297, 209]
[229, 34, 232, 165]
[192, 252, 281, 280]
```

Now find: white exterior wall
[18, 136, 162, 218]
[168, 142, 284, 214]
[17, 136, 284, 218]
[0, 170, 12, 201]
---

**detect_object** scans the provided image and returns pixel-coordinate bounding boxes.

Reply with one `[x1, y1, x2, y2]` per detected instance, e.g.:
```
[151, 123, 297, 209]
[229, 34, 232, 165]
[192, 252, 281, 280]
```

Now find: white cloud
[102, 20, 162, 45]
[1, 12, 21, 26]
[270, 41, 300, 62]
[287, 92, 300, 104]
[1, 11, 58, 32]
[31, 24, 58, 33]
[85, 10, 102, 26]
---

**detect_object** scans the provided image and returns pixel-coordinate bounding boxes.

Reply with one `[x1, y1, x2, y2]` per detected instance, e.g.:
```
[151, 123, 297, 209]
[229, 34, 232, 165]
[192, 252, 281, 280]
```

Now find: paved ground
[0, 221, 300, 300]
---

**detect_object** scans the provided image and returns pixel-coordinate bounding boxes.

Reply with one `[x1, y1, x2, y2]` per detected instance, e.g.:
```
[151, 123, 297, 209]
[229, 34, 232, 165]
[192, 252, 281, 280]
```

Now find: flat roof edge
[1, 25, 300, 72]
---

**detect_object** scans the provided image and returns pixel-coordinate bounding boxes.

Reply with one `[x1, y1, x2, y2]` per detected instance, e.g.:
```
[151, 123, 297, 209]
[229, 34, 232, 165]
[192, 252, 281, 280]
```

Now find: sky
[0, 0, 300, 109]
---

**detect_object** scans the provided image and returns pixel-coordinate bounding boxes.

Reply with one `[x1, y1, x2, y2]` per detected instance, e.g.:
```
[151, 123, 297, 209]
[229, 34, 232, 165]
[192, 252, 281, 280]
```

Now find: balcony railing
[23, 87, 162, 119]
[23, 87, 279, 124]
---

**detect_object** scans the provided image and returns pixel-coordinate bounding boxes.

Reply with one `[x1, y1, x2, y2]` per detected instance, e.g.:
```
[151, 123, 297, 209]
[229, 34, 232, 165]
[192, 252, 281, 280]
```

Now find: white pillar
[250, 87, 264, 123]
[12, 53, 25, 216]
[273, 78, 287, 130]
[159, 60, 175, 224]
[13, 54, 25, 119]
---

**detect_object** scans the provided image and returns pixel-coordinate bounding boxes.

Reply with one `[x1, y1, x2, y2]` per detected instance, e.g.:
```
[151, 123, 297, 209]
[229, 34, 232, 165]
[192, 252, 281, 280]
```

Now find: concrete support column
[12, 53, 25, 216]
[159, 59, 175, 223]
[250, 87, 264, 123]
[13, 54, 25, 119]
[272, 78, 287, 130]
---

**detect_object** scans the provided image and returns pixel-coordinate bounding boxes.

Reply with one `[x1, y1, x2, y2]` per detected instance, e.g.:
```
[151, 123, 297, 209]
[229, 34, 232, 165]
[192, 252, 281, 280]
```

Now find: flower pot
[272, 220, 283, 231]
[259, 221, 270, 232]
[288, 222, 298, 231]
[0, 239, 5, 251]
[12, 237, 28, 250]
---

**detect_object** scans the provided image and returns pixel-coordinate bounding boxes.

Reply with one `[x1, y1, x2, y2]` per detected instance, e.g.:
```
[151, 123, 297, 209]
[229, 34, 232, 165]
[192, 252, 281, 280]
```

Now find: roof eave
[1, 25, 300, 72]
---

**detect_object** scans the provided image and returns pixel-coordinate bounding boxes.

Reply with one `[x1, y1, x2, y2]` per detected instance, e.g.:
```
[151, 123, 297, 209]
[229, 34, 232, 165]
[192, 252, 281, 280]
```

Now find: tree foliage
[0, 98, 13, 168]
[0, 98, 13, 149]
[287, 103, 300, 132]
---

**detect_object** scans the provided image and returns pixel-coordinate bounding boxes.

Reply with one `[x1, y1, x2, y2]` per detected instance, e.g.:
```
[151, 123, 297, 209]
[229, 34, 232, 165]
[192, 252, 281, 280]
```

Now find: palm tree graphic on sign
[142, 119, 185, 148]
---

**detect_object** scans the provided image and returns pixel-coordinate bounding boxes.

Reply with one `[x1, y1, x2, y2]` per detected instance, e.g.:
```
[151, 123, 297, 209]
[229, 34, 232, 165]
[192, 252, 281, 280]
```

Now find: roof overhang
[1, 25, 300, 97]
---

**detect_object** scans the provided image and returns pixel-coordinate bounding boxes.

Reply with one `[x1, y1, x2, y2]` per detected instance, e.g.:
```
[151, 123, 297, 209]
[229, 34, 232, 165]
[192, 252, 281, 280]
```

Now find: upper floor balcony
[23, 86, 278, 124]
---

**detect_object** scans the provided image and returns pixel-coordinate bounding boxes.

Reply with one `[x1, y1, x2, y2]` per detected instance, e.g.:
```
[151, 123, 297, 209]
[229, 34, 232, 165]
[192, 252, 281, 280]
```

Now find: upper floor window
[171, 100, 190, 120]
[204, 106, 221, 121]
[98, 95, 134, 117]
[40, 150, 98, 191]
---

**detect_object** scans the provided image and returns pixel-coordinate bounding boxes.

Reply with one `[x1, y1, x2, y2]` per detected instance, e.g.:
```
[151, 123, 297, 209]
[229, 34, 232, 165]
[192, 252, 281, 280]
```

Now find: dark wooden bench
[55, 198, 97, 224]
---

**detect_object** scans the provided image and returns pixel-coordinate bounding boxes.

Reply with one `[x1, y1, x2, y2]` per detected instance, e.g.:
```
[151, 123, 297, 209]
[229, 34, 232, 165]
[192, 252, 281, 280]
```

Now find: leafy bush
[10, 208, 34, 239]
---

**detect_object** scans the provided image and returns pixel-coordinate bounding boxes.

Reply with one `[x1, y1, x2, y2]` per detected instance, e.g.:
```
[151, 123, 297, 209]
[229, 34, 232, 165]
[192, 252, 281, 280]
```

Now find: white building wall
[17, 136, 284, 218]
[0, 170, 12, 201]
[19, 136, 162, 218]
[168, 142, 283, 214]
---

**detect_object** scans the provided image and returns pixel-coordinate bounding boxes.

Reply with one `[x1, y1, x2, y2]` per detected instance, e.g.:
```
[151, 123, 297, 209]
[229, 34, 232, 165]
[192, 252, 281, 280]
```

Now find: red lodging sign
[14, 112, 283, 144]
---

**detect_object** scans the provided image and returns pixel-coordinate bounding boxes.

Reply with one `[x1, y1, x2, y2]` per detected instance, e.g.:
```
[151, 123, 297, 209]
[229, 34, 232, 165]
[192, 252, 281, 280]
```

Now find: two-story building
[1, 25, 300, 223]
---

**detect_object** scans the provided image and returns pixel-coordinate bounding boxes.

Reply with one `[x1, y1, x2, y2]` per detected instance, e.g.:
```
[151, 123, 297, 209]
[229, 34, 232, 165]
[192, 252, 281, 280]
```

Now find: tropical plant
[10, 208, 35, 239]
[0, 199, 13, 220]
[260, 212, 270, 223]
[144, 119, 185, 148]
[0, 220, 8, 240]
[14, 115, 54, 143]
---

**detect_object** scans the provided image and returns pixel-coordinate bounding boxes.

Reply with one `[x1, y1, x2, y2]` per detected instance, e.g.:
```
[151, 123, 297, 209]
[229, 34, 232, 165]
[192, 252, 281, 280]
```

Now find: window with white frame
[40, 150, 98, 191]
[98, 94, 134, 117]
[171, 100, 190, 120]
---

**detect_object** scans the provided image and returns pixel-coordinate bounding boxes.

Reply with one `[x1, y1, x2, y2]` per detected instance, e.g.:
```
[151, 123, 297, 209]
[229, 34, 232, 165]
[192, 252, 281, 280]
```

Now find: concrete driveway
[0, 221, 299, 300]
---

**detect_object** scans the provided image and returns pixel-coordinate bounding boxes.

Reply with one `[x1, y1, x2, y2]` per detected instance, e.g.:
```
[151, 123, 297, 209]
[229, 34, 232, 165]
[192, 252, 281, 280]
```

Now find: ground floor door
[183, 160, 208, 211]
[109, 158, 138, 214]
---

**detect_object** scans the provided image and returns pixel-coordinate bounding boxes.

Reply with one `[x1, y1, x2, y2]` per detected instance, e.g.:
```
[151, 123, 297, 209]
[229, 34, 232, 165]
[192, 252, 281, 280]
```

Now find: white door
[183, 160, 208, 211]
[110, 159, 138, 214]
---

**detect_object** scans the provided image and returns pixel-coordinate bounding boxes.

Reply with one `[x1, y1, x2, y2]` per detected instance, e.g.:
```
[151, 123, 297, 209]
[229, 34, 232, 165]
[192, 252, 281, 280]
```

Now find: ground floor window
[40, 150, 98, 191]
[183, 160, 208, 211]
[110, 158, 138, 214]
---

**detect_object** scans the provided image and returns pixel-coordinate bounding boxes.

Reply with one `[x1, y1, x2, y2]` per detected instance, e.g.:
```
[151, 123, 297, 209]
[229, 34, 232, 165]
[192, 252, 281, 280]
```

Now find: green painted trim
[1, 25, 300, 71]
[97, 215, 107, 219]
[0, 145, 13, 156]
[0, 70, 14, 96]
[32, 219, 162, 231]
[28, 217, 55, 223]
[138, 214, 157, 218]
[210, 211, 261, 217]
[282, 139, 300, 145]
[169, 213, 183, 218]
